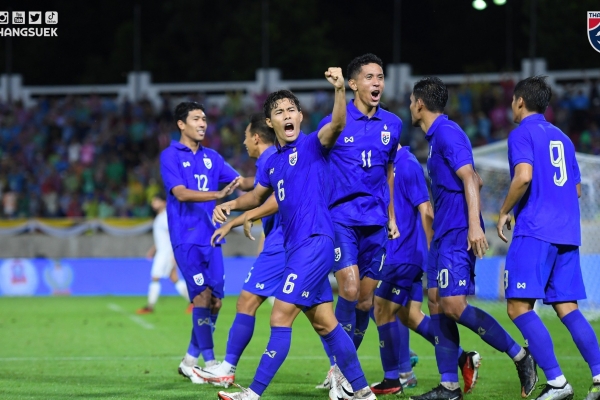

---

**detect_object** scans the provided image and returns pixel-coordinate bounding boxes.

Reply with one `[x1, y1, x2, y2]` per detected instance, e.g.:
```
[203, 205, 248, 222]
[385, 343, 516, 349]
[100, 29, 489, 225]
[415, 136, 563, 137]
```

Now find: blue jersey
[319, 101, 401, 227]
[426, 115, 482, 239]
[254, 145, 284, 254]
[256, 132, 334, 252]
[383, 147, 430, 275]
[160, 140, 239, 247]
[508, 114, 581, 246]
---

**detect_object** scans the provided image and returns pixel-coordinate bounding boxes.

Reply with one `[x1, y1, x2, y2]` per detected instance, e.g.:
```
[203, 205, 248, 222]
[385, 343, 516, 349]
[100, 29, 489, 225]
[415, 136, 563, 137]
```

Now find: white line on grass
[107, 303, 155, 330]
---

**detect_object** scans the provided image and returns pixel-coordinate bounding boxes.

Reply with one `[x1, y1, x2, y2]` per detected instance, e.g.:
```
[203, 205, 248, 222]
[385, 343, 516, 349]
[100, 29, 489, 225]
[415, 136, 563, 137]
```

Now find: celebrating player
[136, 192, 189, 314]
[213, 68, 376, 400]
[159, 101, 242, 383]
[197, 113, 285, 388]
[497, 76, 600, 400]
[408, 77, 537, 400]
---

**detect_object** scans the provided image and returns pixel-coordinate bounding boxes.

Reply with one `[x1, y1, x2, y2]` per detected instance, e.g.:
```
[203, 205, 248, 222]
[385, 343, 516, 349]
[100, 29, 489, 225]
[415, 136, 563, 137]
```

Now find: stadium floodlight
[472, 0, 487, 10]
[493, 0, 507, 4]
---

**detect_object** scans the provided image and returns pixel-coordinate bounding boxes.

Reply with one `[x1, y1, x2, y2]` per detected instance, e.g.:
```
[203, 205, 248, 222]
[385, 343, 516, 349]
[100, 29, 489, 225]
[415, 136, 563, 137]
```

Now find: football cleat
[328, 365, 354, 400]
[459, 351, 481, 393]
[400, 371, 418, 389]
[218, 383, 260, 400]
[409, 384, 463, 400]
[584, 382, 600, 400]
[515, 347, 539, 398]
[410, 349, 419, 368]
[136, 306, 153, 314]
[371, 378, 403, 395]
[316, 366, 334, 390]
[353, 386, 378, 400]
[198, 362, 235, 388]
[534, 382, 573, 400]
[177, 360, 206, 384]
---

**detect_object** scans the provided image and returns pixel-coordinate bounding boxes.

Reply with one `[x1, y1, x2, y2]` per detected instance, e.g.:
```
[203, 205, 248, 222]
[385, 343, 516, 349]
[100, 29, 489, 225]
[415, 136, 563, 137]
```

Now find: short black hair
[346, 53, 383, 81]
[513, 75, 552, 113]
[412, 77, 448, 113]
[174, 101, 205, 131]
[249, 113, 276, 144]
[263, 90, 301, 118]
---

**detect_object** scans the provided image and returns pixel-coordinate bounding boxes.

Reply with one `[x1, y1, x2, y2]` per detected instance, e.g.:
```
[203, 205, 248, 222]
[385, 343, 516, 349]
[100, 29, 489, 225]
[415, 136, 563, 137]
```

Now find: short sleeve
[388, 121, 402, 163]
[307, 130, 330, 157]
[508, 128, 534, 168]
[160, 151, 185, 194]
[439, 129, 473, 172]
[256, 158, 272, 189]
[219, 158, 240, 184]
[404, 162, 430, 207]
[572, 153, 581, 185]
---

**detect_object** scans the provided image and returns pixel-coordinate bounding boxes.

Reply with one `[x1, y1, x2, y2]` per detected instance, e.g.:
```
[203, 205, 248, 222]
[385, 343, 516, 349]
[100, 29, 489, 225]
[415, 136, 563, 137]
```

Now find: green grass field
[0, 296, 598, 399]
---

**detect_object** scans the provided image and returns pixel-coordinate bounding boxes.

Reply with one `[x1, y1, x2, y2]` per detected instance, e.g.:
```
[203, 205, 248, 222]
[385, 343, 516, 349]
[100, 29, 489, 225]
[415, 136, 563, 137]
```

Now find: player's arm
[238, 176, 255, 191]
[577, 183, 581, 198]
[146, 244, 156, 260]
[171, 177, 240, 202]
[456, 164, 488, 258]
[213, 183, 272, 224]
[386, 163, 399, 239]
[417, 201, 434, 250]
[243, 194, 279, 241]
[496, 162, 532, 243]
[317, 67, 346, 148]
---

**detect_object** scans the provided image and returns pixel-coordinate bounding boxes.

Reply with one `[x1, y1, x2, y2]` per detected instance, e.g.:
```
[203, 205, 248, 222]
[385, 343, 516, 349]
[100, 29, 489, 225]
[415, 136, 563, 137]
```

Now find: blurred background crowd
[1, 78, 599, 219]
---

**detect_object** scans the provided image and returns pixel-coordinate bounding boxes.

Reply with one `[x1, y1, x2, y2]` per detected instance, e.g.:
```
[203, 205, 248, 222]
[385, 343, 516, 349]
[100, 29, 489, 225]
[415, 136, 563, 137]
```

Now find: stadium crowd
[0, 78, 599, 219]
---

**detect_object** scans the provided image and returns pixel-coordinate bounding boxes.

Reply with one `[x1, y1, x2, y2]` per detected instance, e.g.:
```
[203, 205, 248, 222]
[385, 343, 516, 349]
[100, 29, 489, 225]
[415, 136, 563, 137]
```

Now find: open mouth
[284, 123, 295, 137]
[370, 90, 381, 102]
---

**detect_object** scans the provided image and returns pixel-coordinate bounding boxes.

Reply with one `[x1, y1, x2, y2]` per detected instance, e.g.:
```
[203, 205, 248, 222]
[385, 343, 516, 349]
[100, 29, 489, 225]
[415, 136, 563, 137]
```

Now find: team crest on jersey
[203, 156, 212, 169]
[334, 247, 341, 262]
[588, 12, 600, 53]
[193, 273, 204, 286]
[289, 151, 298, 166]
[381, 131, 391, 145]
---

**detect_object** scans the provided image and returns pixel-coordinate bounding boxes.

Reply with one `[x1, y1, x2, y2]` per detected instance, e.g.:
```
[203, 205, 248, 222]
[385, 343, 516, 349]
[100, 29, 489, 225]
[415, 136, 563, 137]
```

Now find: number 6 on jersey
[277, 179, 285, 201]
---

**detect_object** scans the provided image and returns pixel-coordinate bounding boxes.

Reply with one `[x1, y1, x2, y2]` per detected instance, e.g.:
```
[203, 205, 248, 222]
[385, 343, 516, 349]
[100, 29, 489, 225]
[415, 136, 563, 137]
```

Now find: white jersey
[153, 210, 172, 254]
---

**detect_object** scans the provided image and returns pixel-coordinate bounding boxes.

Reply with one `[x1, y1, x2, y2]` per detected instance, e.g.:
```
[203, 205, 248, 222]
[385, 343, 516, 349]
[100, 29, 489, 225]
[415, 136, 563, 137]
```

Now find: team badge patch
[193, 273, 204, 286]
[289, 151, 298, 166]
[588, 12, 600, 53]
[334, 247, 341, 262]
[381, 131, 391, 145]
[203, 156, 212, 169]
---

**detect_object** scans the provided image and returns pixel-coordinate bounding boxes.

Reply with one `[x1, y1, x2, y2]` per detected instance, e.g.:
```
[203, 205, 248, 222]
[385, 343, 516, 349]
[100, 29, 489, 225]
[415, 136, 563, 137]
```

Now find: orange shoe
[186, 303, 194, 314]
[460, 351, 482, 393]
[136, 306, 153, 314]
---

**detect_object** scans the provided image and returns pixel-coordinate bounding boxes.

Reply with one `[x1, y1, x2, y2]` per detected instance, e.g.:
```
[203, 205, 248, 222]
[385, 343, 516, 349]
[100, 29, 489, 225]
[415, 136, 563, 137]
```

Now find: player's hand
[387, 219, 400, 239]
[324, 67, 344, 90]
[213, 202, 233, 224]
[211, 223, 232, 247]
[217, 177, 241, 199]
[467, 225, 489, 259]
[496, 212, 512, 243]
[243, 215, 255, 241]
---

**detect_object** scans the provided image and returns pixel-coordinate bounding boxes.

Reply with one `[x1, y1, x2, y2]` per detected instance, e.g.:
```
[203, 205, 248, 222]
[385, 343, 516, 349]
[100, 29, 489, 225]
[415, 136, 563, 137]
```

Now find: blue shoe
[410, 349, 419, 368]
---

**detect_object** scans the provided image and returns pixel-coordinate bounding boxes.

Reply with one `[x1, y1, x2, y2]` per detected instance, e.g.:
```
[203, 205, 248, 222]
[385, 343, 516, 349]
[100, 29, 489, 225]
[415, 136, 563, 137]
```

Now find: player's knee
[442, 306, 462, 321]
[339, 284, 359, 301]
[192, 289, 212, 307]
[356, 296, 373, 312]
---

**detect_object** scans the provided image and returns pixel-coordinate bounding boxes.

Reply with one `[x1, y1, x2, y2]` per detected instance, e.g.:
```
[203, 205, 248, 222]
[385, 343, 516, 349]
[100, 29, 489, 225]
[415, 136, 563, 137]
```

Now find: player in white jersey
[137, 193, 189, 314]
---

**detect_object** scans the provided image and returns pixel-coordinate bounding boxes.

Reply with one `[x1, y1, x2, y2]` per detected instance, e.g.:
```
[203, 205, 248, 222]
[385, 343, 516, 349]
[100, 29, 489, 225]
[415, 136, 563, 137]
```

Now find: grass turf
[0, 296, 598, 399]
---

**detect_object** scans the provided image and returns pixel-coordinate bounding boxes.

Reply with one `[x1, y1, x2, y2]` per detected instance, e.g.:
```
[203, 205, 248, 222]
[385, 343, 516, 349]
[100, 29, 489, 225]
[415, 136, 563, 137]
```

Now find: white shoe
[177, 360, 206, 384]
[218, 383, 260, 399]
[353, 386, 377, 400]
[316, 366, 334, 390]
[535, 382, 574, 400]
[198, 361, 235, 388]
[328, 364, 354, 400]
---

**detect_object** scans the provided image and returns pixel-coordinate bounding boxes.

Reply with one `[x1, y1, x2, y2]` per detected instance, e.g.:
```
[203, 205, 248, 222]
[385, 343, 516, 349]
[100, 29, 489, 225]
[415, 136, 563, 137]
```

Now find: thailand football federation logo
[381, 130, 391, 145]
[334, 247, 341, 262]
[193, 273, 204, 286]
[203, 156, 212, 169]
[588, 12, 600, 53]
[289, 151, 298, 166]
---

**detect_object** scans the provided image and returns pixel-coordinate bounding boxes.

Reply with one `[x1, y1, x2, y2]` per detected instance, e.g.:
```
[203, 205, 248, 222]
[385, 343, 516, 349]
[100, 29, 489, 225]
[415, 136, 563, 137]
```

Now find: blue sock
[458, 304, 522, 359]
[320, 336, 336, 367]
[324, 324, 368, 391]
[249, 327, 292, 396]
[415, 316, 465, 364]
[397, 318, 412, 374]
[224, 313, 256, 366]
[353, 309, 370, 350]
[193, 307, 215, 362]
[432, 313, 459, 383]
[186, 328, 200, 358]
[211, 312, 219, 334]
[561, 309, 600, 377]
[335, 296, 358, 341]
[377, 322, 401, 379]
[513, 311, 562, 380]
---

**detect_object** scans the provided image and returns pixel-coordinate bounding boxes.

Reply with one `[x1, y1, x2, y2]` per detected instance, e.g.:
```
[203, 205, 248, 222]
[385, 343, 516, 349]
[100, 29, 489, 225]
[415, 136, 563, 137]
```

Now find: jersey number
[282, 273, 297, 294]
[549, 141, 567, 186]
[277, 179, 285, 201]
[361, 150, 372, 168]
[194, 174, 209, 191]
[438, 269, 449, 289]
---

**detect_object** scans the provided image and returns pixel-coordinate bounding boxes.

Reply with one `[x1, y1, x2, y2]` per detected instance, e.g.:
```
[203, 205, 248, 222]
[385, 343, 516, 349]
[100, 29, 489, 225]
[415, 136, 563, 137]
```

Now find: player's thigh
[151, 251, 173, 279]
[236, 290, 267, 315]
[270, 298, 303, 327]
[436, 228, 475, 298]
[356, 225, 388, 281]
[242, 250, 286, 298]
[332, 222, 360, 273]
[505, 236, 553, 300]
[545, 244, 586, 305]
[173, 243, 214, 301]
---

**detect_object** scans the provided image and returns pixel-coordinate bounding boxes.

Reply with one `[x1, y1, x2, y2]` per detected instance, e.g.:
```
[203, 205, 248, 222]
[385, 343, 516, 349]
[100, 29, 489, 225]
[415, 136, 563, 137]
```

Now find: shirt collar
[425, 114, 448, 140]
[171, 140, 203, 152]
[348, 100, 382, 121]
[519, 113, 546, 125]
[276, 132, 304, 152]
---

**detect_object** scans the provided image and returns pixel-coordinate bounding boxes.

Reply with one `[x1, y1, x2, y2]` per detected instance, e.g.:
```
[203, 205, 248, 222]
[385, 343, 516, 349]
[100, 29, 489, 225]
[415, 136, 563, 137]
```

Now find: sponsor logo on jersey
[182, 161, 191, 168]
[344, 136, 354, 143]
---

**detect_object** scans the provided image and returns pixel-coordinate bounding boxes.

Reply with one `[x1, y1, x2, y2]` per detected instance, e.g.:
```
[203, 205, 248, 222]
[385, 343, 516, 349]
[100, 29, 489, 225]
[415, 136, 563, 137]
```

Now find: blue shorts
[333, 223, 387, 280]
[242, 249, 286, 297]
[505, 236, 586, 304]
[174, 243, 214, 300]
[376, 265, 424, 306]
[275, 235, 334, 308]
[427, 228, 475, 297]
[210, 245, 225, 299]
